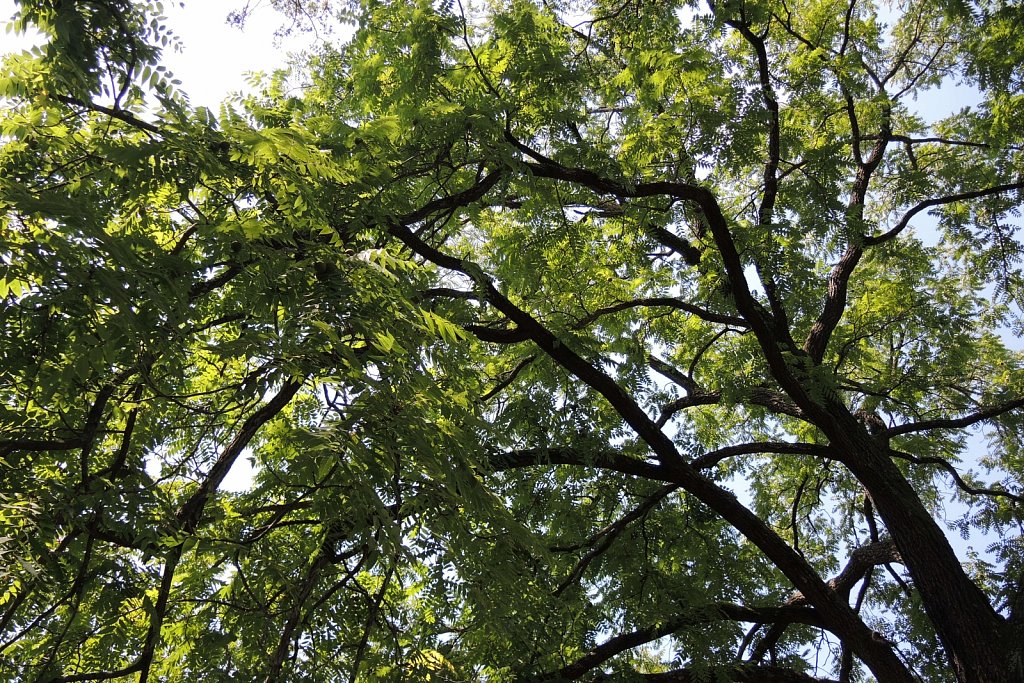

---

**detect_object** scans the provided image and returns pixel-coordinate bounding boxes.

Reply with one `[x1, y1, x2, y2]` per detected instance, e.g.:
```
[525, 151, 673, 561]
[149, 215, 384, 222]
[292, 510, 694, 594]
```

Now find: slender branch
[48, 547, 183, 683]
[724, 18, 793, 340]
[544, 604, 822, 680]
[348, 556, 397, 683]
[657, 387, 807, 428]
[52, 94, 162, 135]
[514, 145, 819, 425]
[862, 133, 993, 149]
[885, 397, 1024, 437]
[480, 355, 536, 402]
[175, 378, 303, 532]
[485, 447, 668, 482]
[723, 20, 780, 225]
[553, 484, 678, 596]
[865, 181, 1024, 246]
[656, 392, 722, 426]
[691, 442, 832, 471]
[264, 555, 330, 682]
[49, 661, 144, 683]
[397, 168, 503, 225]
[574, 296, 747, 329]
[137, 547, 182, 683]
[889, 449, 1023, 503]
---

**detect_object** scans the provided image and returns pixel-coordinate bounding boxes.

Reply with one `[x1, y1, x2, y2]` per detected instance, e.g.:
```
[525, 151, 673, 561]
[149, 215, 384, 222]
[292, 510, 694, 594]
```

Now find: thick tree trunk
[824, 407, 1009, 683]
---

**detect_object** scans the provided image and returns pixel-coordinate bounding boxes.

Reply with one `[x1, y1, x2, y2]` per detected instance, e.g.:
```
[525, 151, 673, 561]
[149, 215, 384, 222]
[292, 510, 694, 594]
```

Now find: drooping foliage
[2, 0, 1024, 681]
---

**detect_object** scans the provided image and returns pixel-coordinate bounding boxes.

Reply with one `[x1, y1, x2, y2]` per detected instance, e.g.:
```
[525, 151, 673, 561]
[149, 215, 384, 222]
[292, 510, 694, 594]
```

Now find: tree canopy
[2, 0, 1024, 681]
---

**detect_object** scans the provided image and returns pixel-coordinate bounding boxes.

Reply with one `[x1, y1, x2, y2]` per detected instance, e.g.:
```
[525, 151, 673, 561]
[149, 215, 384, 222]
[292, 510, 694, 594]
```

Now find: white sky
[1, 0, 315, 109]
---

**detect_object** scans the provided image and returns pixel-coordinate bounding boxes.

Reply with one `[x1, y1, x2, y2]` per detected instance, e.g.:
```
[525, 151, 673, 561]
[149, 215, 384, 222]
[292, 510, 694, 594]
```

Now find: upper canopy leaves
[2, 0, 1023, 681]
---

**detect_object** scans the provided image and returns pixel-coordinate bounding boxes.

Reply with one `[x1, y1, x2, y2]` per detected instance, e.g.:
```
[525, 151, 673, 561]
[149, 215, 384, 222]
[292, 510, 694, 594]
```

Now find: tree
[1, 0, 1023, 680]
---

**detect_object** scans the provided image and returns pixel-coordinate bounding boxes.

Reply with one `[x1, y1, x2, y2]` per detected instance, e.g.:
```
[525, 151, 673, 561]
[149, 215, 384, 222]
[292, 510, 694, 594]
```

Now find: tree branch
[691, 442, 832, 471]
[802, 94, 892, 364]
[52, 94, 163, 135]
[553, 484, 678, 596]
[574, 297, 747, 329]
[175, 378, 303, 532]
[485, 447, 668, 482]
[749, 539, 901, 664]
[884, 397, 1024, 438]
[481, 355, 536, 402]
[640, 666, 839, 683]
[387, 165, 913, 682]
[657, 388, 807, 428]
[889, 449, 1023, 503]
[865, 181, 1024, 247]
[545, 604, 822, 680]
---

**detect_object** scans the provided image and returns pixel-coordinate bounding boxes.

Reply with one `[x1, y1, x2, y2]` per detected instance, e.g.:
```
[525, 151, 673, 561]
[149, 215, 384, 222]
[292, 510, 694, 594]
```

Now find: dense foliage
[2, 0, 1024, 681]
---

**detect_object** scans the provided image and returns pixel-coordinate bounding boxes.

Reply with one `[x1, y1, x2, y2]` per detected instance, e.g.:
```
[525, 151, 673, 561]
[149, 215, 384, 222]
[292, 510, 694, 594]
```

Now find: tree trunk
[825, 407, 1009, 683]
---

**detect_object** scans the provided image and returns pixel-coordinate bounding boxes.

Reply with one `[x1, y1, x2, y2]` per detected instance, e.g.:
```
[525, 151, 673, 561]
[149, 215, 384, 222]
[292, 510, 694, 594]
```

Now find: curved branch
[889, 449, 1023, 504]
[691, 442, 832, 471]
[750, 539, 901, 664]
[398, 168, 504, 225]
[546, 603, 822, 680]
[517, 147, 825, 427]
[480, 355, 536, 403]
[52, 94, 163, 136]
[642, 666, 839, 683]
[553, 484, 678, 596]
[657, 387, 807, 428]
[884, 397, 1024, 438]
[828, 539, 902, 600]
[865, 181, 1024, 247]
[485, 447, 668, 482]
[573, 297, 747, 329]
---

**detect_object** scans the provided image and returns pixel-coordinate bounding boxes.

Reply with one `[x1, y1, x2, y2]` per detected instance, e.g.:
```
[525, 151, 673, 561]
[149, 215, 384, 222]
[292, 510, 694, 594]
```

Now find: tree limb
[574, 297, 747, 329]
[553, 484, 678, 596]
[691, 442, 832, 471]
[865, 181, 1024, 247]
[175, 378, 303, 532]
[639, 666, 839, 683]
[52, 94, 163, 136]
[884, 397, 1024, 438]
[889, 449, 1023, 503]
[657, 388, 807, 428]
[545, 604, 822, 680]
[485, 447, 668, 482]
